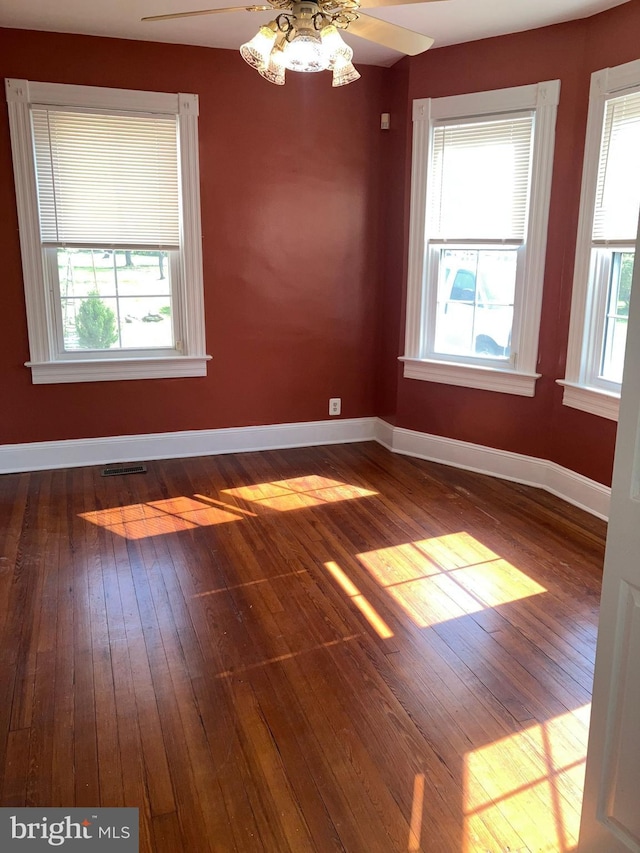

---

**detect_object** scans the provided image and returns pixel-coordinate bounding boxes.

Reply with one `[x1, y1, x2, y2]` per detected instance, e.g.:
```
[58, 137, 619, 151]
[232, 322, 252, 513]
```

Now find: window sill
[557, 380, 620, 421]
[400, 357, 540, 396]
[27, 355, 212, 385]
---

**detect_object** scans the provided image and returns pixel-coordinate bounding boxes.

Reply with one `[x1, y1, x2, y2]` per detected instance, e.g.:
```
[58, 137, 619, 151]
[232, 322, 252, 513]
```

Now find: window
[5, 79, 209, 384]
[402, 81, 560, 396]
[561, 59, 640, 420]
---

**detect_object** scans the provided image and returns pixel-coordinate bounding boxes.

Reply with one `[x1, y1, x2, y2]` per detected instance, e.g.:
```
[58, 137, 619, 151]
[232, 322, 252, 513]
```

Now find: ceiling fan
[143, 0, 444, 86]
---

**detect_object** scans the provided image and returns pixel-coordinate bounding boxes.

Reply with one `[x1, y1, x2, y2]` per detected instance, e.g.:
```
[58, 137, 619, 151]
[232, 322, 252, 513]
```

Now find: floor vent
[101, 464, 147, 477]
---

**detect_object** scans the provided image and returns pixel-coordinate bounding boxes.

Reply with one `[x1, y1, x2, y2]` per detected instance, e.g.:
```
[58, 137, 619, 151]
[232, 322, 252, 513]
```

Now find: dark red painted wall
[383, 1, 640, 486]
[375, 57, 410, 425]
[0, 29, 383, 444]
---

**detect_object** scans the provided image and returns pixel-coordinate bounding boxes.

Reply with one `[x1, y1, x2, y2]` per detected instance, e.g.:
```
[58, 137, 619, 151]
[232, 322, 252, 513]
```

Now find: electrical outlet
[329, 397, 341, 416]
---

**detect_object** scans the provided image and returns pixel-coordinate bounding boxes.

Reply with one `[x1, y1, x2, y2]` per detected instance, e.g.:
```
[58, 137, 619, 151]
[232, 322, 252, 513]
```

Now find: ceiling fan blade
[347, 13, 434, 55]
[142, 6, 271, 22]
[359, 0, 446, 8]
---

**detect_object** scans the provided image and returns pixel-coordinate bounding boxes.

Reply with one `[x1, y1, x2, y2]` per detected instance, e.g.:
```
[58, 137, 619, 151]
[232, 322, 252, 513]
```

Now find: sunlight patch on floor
[324, 561, 394, 638]
[79, 495, 245, 539]
[80, 476, 377, 538]
[222, 476, 377, 511]
[462, 705, 590, 852]
[356, 532, 546, 629]
[408, 773, 425, 851]
[192, 494, 257, 516]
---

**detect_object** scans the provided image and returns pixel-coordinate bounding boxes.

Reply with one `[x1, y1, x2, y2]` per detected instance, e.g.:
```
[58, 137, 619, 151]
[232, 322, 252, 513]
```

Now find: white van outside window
[435, 248, 516, 358]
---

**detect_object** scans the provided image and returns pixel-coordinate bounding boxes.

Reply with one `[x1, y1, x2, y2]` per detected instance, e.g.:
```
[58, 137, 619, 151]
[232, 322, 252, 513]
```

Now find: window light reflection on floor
[408, 773, 426, 852]
[79, 477, 377, 539]
[462, 704, 590, 852]
[324, 561, 394, 639]
[222, 475, 377, 511]
[79, 496, 246, 540]
[356, 532, 547, 630]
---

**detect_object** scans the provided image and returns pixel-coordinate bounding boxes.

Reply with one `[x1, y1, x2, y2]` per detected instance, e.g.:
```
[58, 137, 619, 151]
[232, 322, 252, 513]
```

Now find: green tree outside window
[75, 290, 118, 349]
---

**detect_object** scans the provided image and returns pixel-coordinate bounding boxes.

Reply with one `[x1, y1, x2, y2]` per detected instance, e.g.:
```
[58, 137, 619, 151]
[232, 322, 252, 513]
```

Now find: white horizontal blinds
[429, 113, 534, 241]
[31, 108, 180, 248]
[593, 90, 640, 243]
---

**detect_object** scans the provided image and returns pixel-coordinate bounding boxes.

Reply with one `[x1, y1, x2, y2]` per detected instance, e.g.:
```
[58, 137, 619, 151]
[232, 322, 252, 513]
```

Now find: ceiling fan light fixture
[331, 56, 361, 87]
[320, 24, 353, 68]
[240, 22, 278, 70]
[259, 42, 287, 85]
[283, 28, 329, 73]
[145, 1, 436, 88]
[237, 1, 363, 83]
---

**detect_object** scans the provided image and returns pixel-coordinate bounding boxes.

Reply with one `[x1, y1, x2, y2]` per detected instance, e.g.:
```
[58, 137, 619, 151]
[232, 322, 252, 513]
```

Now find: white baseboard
[373, 417, 395, 451]
[0, 416, 610, 519]
[0, 417, 377, 475]
[377, 420, 610, 520]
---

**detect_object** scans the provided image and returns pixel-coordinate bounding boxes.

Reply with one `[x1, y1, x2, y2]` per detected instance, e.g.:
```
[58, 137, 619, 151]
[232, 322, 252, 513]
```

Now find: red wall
[375, 57, 410, 425]
[381, 0, 640, 486]
[3, 2, 640, 487]
[0, 29, 384, 444]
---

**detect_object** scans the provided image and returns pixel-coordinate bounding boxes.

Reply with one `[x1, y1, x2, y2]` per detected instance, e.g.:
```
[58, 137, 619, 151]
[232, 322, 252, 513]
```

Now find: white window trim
[402, 80, 560, 397]
[560, 58, 640, 419]
[5, 79, 210, 384]
[557, 381, 620, 421]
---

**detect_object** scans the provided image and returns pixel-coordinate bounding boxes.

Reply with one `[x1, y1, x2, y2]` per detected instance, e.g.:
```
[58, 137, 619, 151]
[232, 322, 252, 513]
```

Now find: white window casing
[560, 58, 640, 421]
[402, 80, 560, 396]
[5, 79, 210, 384]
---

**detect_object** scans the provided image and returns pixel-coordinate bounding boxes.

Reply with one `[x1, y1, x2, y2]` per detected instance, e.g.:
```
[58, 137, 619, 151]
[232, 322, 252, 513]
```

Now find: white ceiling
[0, 0, 631, 67]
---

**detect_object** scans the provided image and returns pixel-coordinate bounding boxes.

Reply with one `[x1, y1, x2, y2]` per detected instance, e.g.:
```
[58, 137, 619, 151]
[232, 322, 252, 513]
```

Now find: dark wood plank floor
[0, 442, 605, 852]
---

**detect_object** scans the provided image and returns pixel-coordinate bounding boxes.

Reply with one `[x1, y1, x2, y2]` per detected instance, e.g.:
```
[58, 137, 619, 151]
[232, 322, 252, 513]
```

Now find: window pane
[593, 92, 640, 241]
[434, 249, 516, 359]
[430, 116, 533, 240]
[600, 251, 634, 383]
[32, 109, 179, 247]
[58, 248, 173, 351]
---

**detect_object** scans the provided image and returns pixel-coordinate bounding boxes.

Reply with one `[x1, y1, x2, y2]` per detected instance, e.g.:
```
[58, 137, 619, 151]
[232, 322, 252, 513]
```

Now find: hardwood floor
[0, 442, 605, 852]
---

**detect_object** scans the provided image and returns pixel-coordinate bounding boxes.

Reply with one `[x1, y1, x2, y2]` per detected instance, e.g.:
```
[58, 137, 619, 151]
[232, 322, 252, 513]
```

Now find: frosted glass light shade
[332, 57, 361, 87]
[320, 25, 353, 68]
[283, 30, 329, 73]
[240, 25, 278, 70]
[259, 47, 286, 85]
